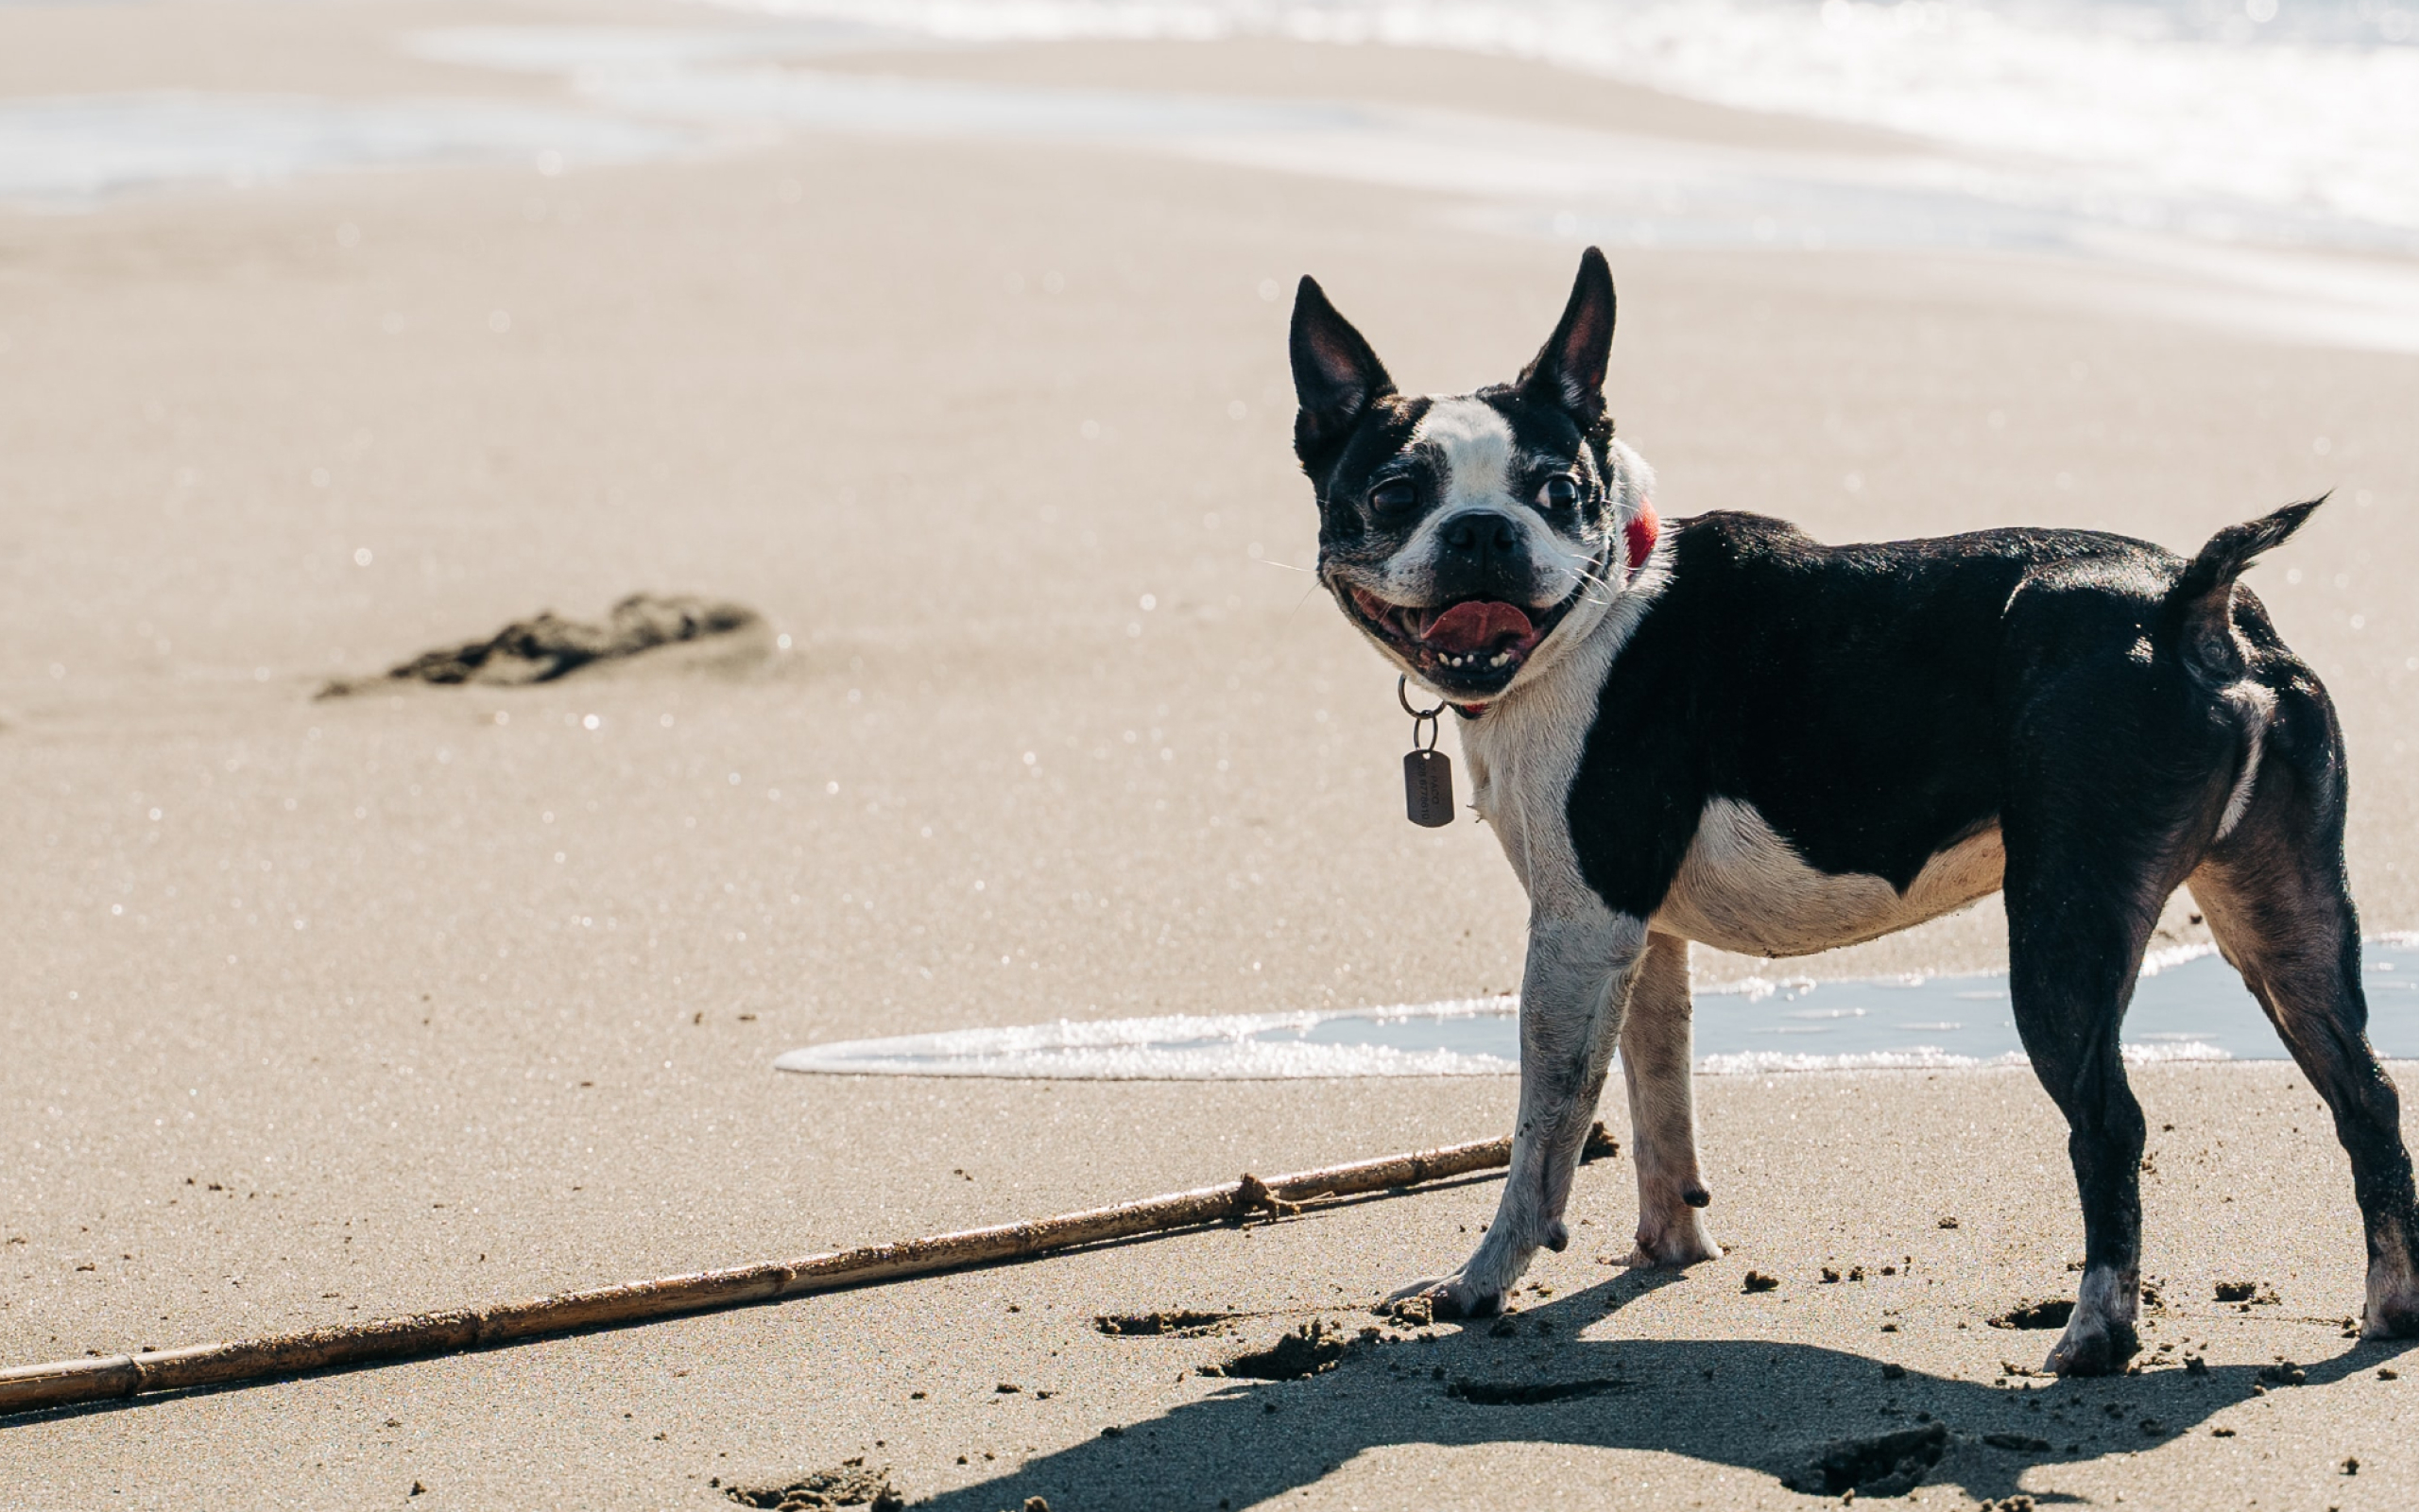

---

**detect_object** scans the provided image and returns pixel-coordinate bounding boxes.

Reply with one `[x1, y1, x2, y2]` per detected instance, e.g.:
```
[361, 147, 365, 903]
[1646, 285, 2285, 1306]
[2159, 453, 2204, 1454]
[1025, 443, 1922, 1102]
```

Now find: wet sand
[0, 4, 2411, 1505]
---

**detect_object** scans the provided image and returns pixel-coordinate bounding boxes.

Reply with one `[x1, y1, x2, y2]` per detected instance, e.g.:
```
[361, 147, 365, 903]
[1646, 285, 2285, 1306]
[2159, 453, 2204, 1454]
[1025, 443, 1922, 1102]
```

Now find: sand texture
[0, 4, 2411, 1506]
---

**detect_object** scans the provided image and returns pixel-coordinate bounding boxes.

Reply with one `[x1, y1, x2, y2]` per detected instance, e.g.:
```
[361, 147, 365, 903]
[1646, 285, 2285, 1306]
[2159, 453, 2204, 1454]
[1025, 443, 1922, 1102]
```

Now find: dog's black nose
[1437, 510, 1522, 567]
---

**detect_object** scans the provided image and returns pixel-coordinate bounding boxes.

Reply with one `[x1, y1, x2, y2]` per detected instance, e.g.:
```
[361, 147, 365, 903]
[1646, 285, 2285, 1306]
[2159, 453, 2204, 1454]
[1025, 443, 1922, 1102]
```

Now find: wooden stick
[0, 1124, 1616, 1418]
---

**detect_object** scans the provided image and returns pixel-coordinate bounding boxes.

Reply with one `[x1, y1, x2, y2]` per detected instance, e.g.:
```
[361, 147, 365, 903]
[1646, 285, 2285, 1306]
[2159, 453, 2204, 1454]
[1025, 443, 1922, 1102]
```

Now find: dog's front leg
[1397, 908, 1645, 1317]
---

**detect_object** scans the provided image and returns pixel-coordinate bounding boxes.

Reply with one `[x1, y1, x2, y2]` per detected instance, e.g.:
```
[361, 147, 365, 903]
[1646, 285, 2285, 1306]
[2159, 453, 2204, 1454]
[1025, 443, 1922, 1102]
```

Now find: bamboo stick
[0, 1124, 1617, 1418]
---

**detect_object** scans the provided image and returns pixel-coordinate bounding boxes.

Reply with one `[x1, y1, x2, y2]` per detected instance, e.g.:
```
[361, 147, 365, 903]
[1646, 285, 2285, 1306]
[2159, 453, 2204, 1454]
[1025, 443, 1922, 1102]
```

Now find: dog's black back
[1563, 510, 2288, 929]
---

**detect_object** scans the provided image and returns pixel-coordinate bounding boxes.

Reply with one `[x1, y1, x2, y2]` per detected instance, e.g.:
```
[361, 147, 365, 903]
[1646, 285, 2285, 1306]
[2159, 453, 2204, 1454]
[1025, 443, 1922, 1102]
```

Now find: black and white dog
[1290, 247, 2417, 1375]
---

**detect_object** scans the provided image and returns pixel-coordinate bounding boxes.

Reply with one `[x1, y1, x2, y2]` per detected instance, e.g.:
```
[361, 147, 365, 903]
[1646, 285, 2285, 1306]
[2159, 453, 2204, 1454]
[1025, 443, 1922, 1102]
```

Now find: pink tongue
[1423, 600, 1534, 653]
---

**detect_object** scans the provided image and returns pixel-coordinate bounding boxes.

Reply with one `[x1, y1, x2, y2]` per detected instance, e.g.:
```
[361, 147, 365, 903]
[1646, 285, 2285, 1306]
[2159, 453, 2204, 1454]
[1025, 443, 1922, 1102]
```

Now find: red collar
[1624, 498, 1660, 579]
[1457, 500, 1657, 722]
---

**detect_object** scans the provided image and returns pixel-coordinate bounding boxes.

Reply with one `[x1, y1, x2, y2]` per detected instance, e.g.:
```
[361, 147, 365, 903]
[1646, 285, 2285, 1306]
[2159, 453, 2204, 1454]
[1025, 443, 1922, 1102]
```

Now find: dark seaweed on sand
[321, 593, 758, 696]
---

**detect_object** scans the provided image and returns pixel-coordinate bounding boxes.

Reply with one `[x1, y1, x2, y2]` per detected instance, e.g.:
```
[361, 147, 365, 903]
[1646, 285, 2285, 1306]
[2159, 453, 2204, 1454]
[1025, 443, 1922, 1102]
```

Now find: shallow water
[775, 937, 2419, 1079]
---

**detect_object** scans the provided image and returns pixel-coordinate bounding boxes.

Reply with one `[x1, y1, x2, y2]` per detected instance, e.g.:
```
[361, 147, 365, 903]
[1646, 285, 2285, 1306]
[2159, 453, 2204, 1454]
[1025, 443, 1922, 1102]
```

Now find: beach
[0, 2, 2412, 1505]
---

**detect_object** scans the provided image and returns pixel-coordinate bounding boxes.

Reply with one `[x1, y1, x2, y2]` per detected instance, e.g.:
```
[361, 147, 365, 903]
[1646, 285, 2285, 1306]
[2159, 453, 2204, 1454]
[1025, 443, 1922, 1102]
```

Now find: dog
[1288, 247, 2417, 1375]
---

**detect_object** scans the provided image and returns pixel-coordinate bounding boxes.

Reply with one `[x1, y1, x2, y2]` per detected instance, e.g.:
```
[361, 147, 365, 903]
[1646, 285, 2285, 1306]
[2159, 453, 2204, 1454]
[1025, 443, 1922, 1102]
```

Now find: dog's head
[1290, 248, 1654, 704]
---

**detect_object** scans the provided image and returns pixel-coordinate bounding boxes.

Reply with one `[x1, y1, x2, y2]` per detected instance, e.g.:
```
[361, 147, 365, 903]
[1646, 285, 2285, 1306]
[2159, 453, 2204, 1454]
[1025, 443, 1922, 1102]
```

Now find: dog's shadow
[908, 1270, 2395, 1509]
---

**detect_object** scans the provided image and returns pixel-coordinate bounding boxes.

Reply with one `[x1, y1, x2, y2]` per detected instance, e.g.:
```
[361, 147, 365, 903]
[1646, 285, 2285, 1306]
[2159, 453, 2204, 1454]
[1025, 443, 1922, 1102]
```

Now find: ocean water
[4, 3, 2409, 345]
[0, 93, 681, 212]
[774, 937, 2420, 1079]
[406, 9, 2420, 346]
[704, 0, 2419, 241]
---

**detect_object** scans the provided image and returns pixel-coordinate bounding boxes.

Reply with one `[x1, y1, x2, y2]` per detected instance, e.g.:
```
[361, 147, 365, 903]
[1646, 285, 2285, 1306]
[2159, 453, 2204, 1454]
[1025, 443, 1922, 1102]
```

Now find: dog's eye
[1367, 478, 1419, 517]
[1536, 474, 1581, 510]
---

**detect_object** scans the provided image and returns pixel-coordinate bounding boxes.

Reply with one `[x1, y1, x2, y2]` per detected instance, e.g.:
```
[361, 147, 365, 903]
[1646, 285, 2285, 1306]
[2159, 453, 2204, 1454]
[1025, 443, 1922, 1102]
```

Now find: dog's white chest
[1457, 650, 1618, 922]
[1650, 798, 2003, 958]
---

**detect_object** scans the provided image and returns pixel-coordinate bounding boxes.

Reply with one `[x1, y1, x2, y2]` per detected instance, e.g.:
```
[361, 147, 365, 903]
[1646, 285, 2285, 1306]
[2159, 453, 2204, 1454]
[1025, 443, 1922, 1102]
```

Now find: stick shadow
[914, 1272, 2405, 1509]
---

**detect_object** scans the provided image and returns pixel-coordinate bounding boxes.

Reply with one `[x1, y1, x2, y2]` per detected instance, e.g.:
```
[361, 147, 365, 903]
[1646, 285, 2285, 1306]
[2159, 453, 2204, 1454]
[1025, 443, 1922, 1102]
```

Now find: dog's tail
[2163, 494, 2325, 679]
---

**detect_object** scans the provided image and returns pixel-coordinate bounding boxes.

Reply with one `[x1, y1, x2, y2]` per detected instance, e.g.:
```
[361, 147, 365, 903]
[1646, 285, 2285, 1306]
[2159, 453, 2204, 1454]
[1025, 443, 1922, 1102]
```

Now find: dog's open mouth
[1340, 584, 1578, 693]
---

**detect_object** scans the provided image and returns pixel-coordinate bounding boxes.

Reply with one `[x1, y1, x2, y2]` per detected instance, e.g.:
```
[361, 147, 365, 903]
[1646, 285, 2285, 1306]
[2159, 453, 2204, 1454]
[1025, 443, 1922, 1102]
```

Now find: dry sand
[0, 4, 2411, 1506]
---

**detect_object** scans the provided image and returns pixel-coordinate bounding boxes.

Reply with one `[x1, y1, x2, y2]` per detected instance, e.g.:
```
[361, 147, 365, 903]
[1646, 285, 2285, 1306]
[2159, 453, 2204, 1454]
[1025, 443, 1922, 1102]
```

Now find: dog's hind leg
[2002, 808, 2180, 1376]
[1621, 931, 1720, 1266]
[2005, 882, 2160, 1375]
[2188, 713, 2417, 1338]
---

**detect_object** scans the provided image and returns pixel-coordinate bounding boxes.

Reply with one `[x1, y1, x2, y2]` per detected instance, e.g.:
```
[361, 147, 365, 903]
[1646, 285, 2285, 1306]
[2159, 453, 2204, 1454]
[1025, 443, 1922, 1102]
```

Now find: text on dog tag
[1404, 748, 1456, 828]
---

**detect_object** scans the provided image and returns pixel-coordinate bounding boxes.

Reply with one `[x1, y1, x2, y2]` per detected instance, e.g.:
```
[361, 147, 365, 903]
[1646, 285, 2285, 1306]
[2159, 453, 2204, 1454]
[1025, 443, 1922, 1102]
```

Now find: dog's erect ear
[1290, 275, 1396, 463]
[1517, 247, 1616, 425]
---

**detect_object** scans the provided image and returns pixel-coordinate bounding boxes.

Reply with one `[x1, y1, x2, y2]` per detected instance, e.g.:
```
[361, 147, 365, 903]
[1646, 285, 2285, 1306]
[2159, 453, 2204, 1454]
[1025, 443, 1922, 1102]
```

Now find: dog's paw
[2363, 1255, 2417, 1338]
[1427, 1278, 1507, 1320]
[1384, 1273, 1504, 1320]
[1626, 1208, 1721, 1269]
[2043, 1315, 2140, 1377]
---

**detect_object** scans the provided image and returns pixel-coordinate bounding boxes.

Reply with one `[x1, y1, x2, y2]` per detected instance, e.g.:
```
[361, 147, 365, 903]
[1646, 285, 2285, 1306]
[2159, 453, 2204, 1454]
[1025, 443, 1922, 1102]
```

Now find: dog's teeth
[1430, 648, 1518, 671]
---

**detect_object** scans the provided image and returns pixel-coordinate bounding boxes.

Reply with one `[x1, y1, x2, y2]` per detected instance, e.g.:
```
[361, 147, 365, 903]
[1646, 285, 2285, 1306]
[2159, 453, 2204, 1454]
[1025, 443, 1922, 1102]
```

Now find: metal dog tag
[1404, 747, 1455, 828]
[1399, 677, 1455, 827]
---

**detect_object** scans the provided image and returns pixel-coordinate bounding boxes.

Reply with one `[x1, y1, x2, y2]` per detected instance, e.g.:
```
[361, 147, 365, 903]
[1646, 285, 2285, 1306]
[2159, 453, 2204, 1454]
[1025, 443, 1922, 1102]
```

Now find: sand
[0, 4, 2411, 1506]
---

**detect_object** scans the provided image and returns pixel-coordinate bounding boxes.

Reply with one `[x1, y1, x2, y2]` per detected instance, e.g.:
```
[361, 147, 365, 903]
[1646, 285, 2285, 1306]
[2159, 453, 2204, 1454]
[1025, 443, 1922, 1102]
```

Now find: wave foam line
[1698, 1041, 2232, 1077]
[774, 996, 1524, 1080]
[698, 0, 2419, 238]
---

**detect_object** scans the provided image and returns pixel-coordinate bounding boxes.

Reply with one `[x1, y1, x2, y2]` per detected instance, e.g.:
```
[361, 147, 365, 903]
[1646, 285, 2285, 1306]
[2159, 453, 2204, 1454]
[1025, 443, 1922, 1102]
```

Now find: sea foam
[776, 937, 2419, 1080]
[701, 0, 2418, 244]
